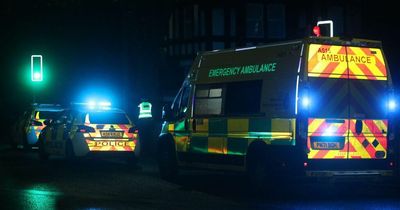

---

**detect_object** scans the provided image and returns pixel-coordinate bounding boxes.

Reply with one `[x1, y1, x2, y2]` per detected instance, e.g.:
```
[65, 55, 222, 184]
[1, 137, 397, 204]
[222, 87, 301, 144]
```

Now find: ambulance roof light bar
[317, 20, 333, 37]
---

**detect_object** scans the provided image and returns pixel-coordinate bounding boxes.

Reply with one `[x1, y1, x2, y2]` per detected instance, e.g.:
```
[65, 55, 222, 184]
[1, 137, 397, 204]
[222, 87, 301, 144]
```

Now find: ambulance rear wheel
[157, 138, 178, 181]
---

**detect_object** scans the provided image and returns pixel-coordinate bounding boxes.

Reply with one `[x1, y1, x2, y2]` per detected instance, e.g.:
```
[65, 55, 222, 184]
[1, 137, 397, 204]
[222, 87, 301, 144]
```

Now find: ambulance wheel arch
[157, 133, 178, 180]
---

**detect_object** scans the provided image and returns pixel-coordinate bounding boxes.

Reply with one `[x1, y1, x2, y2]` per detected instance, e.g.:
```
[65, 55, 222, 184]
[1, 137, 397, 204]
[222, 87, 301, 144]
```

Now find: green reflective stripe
[175, 120, 186, 131]
[249, 118, 271, 132]
[190, 136, 208, 153]
[209, 118, 227, 135]
[270, 139, 295, 145]
[227, 138, 247, 155]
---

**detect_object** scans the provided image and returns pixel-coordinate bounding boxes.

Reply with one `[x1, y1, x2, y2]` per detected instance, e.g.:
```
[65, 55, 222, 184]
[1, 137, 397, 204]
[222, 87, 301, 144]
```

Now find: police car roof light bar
[317, 20, 333, 37]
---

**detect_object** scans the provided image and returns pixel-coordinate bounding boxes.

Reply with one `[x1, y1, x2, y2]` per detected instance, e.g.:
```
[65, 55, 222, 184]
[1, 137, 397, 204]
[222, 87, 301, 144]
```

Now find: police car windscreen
[36, 111, 61, 120]
[88, 112, 130, 124]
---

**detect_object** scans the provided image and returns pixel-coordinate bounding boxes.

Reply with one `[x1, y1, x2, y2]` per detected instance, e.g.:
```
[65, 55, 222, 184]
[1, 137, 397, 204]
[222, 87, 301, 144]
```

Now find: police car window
[225, 80, 262, 115]
[88, 112, 130, 124]
[35, 111, 61, 120]
[194, 87, 223, 116]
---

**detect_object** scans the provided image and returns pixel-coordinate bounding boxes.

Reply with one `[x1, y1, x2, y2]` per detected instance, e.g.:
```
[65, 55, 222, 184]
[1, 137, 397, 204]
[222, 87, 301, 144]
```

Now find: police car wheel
[157, 139, 178, 180]
[38, 139, 49, 160]
[22, 133, 31, 151]
[65, 140, 76, 160]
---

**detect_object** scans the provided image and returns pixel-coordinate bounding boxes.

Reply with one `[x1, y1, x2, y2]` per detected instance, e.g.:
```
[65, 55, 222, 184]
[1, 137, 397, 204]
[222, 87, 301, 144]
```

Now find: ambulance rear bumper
[306, 170, 393, 177]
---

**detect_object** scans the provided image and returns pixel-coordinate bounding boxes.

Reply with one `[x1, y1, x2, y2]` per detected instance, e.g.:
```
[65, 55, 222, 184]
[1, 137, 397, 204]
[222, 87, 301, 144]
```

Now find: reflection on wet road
[1, 147, 400, 210]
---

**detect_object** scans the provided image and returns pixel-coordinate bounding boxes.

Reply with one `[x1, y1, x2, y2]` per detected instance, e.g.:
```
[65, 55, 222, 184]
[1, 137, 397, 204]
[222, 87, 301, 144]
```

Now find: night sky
[1, 0, 399, 134]
[1, 0, 171, 121]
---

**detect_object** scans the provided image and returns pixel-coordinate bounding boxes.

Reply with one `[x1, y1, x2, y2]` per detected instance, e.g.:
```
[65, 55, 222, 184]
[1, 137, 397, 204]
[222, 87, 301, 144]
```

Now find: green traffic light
[31, 55, 43, 82]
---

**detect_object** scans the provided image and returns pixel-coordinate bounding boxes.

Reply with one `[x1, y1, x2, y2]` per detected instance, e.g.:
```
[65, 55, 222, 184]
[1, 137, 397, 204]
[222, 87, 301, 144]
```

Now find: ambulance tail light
[77, 125, 95, 133]
[128, 126, 139, 134]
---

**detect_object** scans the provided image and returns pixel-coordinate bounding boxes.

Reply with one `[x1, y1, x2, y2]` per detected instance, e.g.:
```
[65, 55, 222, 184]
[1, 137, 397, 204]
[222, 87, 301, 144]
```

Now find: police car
[11, 104, 64, 150]
[38, 102, 140, 163]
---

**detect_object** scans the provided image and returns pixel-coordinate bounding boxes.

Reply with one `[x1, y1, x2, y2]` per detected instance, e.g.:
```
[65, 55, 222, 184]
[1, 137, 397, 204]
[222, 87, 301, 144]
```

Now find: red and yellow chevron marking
[307, 118, 348, 159]
[82, 124, 135, 139]
[307, 118, 388, 159]
[308, 44, 348, 79]
[347, 47, 387, 81]
[307, 44, 387, 81]
[348, 119, 387, 159]
[86, 139, 136, 151]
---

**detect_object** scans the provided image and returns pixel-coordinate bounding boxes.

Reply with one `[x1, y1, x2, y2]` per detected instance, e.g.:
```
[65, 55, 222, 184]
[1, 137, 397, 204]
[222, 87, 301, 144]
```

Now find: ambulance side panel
[169, 42, 304, 166]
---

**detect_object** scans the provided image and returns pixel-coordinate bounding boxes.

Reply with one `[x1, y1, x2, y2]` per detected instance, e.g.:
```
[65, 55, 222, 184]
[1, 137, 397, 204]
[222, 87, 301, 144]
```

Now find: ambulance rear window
[88, 112, 130, 124]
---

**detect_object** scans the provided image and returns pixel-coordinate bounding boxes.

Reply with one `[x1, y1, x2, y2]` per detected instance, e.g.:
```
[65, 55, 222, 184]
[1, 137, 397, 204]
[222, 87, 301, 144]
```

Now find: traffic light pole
[32, 87, 36, 104]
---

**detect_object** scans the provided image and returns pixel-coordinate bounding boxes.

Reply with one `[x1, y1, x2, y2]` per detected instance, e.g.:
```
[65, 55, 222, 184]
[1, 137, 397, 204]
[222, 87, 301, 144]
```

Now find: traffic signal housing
[31, 55, 43, 82]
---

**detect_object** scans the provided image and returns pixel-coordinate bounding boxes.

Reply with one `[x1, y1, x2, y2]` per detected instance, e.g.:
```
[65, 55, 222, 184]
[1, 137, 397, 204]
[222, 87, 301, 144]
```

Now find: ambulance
[38, 102, 140, 163]
[157, 35, 396, 183]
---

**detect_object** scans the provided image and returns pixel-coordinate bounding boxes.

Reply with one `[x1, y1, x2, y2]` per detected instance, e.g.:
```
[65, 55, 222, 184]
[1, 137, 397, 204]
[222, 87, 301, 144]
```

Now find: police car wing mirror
[43, 119, 51, 126]
[162, 104, 173, 120]
[31, 120, 43, 126]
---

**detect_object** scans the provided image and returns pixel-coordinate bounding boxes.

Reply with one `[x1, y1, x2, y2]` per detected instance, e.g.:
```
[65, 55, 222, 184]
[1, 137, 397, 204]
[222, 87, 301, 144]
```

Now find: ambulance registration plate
[313, 142, 341, 150]
[100, 131, 124, 138]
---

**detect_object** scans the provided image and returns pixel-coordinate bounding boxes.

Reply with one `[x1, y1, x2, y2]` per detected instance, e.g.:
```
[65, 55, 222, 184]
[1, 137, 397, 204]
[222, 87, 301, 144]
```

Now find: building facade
[161, 0, 364, 85]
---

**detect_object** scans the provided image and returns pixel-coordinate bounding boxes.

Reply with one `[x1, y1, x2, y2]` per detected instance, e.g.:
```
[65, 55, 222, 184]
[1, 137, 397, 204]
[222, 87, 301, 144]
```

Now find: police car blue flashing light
[87, 101, 111, 110]
[99, 101, 111, 107]
[72, 101, 112, 110]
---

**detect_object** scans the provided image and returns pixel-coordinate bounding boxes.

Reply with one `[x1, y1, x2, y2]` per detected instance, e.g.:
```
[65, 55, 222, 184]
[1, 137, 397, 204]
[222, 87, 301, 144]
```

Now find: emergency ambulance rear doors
[306, 40, 390, 162]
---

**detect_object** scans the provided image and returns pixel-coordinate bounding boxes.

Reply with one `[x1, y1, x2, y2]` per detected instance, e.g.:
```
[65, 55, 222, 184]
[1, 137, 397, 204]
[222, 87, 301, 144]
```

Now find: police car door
[49, 113, 67, 155]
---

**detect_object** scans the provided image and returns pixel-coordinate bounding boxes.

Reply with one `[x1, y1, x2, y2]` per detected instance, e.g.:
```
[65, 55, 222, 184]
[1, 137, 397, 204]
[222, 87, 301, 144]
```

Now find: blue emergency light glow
[388, 99, 396, 111]
[88, 101, 96, 109]
[86, 100, 112, 110]
[323, 126, 336, 136]
[302, 97, 310, 108]
[99, 101, 111, 107]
